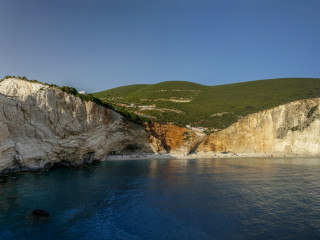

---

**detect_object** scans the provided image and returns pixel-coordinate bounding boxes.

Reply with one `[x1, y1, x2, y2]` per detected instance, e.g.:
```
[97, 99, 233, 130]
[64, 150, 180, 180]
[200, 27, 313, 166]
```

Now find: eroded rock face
[196, 99, 320, 155]
[0, 78, 153, 172]
[145, 123, 203, 155]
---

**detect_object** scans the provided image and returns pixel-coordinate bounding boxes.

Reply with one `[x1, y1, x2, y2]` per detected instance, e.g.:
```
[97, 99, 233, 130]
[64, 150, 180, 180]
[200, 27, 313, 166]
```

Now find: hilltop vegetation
[4, 76, 320, 129]
[93, 78, 320, 129]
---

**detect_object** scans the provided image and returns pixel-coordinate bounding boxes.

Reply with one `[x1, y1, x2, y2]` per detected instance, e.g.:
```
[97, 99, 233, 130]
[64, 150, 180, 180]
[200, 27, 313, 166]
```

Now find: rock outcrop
[0, 78, 153, 172]
[196, 98, 320, 156]
[145, 123, 203, 155]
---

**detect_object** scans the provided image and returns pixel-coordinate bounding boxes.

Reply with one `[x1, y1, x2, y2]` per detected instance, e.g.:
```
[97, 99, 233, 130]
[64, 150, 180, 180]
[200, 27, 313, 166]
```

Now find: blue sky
[0, 0, 319, 92]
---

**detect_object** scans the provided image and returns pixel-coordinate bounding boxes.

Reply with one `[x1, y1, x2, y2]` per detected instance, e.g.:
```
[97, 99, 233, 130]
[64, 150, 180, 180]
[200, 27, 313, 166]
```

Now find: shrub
[60, 86, 78, 95]
[183, 135, 190, 141]
[307, 106, 318, 118]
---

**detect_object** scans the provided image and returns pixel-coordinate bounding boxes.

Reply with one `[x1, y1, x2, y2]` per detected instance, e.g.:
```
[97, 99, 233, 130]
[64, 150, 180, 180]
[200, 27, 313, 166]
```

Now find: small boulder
[0, 175, 9, 184]
[32, 209, 50, 218]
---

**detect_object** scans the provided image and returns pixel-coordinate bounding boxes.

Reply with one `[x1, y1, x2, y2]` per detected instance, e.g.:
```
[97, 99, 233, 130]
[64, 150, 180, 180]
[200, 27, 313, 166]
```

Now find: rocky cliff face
[196, 98, 320, 155]
[1, 78, 320, 173]
[0, 78, 153, 172]
[145, 123, 203, 155]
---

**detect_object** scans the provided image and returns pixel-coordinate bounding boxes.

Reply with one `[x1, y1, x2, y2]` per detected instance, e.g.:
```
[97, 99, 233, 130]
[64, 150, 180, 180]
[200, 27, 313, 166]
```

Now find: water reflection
[1, 158, 320, 239]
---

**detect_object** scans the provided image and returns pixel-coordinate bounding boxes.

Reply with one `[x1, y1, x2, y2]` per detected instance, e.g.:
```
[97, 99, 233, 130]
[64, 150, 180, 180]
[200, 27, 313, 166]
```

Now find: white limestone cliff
[196, 98, 320, 156]
[0, 78, 153, 172]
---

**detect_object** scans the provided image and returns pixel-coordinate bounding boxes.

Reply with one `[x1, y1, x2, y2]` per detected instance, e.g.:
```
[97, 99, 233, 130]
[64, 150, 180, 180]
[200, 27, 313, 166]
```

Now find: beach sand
[103, 152, 313, 161]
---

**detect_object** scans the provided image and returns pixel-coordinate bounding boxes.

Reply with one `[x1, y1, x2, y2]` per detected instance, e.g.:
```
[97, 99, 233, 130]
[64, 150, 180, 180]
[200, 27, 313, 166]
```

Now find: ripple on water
[1, 158, 320, 240]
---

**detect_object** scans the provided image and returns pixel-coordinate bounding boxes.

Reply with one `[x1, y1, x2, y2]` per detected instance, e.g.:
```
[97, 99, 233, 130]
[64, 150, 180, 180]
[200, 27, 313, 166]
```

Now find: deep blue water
[1, 158, 320, 240]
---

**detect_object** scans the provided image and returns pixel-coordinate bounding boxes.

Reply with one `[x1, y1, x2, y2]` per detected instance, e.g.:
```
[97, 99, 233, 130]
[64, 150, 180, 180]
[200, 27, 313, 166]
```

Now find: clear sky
[0, 0, 319, 92]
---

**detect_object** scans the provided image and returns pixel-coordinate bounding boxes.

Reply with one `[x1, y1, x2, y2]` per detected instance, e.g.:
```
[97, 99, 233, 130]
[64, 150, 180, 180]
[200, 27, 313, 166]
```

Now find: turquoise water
[1, 158, 320, 240]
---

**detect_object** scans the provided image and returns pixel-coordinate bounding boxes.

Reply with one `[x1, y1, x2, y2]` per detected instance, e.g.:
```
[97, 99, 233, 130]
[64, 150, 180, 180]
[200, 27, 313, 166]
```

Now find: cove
[1, 158, 320, 240]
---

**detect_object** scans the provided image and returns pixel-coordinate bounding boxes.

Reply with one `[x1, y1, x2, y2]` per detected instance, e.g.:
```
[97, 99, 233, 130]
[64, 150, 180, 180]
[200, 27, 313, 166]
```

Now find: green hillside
[93, 78, 320, 129]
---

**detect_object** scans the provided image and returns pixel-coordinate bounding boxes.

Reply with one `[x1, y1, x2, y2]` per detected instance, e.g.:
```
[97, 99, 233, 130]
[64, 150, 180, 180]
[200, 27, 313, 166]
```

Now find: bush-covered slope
[94, 78, 320, 129]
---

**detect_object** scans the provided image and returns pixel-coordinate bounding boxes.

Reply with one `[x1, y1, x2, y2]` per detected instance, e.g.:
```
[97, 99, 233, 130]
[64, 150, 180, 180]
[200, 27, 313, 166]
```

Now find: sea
[1, 158, 320, 240]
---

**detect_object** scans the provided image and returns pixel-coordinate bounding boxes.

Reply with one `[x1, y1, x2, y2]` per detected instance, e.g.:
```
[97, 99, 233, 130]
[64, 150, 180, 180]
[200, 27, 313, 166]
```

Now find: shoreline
[104, 152, 320, 161]
[1, 153, 319, 175]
